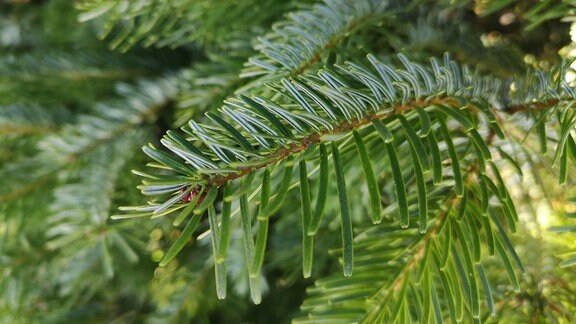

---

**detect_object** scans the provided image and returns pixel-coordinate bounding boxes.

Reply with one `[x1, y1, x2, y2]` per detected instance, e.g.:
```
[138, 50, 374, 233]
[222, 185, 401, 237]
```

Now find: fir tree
[2, 0, 576, 322]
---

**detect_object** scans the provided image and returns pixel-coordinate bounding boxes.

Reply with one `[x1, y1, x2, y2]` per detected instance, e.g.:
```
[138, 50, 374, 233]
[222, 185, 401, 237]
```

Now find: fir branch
[297, 158, 525, 322]
[143, 54, 570, 195]
[0, 77, 177, 204]
[0, 51, 160, 81]
[242, 0, 388, 78]
[0, 171, 56, 204]
[207, 96, 459, 187]
[40, 77, 176, 163]
[364, 197, 451, 320]
[129, 52, 575, 308]
[76, 0, 293, 52]
[0, 104, 70, 135]
[43, 134, 147, 297]
[137, 54, 510, 197]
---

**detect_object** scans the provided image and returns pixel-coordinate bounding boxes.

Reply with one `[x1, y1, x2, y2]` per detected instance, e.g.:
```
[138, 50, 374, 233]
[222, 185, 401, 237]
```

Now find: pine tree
[2, 0, 576, 322]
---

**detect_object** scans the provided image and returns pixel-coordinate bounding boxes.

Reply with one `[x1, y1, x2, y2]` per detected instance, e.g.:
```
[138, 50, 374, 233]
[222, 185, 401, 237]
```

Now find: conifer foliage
[2, 0, 576, 322]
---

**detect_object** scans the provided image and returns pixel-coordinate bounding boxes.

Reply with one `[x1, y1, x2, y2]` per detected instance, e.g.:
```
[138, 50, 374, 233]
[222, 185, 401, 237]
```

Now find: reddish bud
[180, 184, 206, 204]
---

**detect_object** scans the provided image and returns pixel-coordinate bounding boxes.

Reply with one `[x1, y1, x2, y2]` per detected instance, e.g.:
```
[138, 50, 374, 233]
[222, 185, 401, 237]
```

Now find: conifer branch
[208, 96, 458, 187]
[243, 0, 388, 78]
[0, 77, 176, 204]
